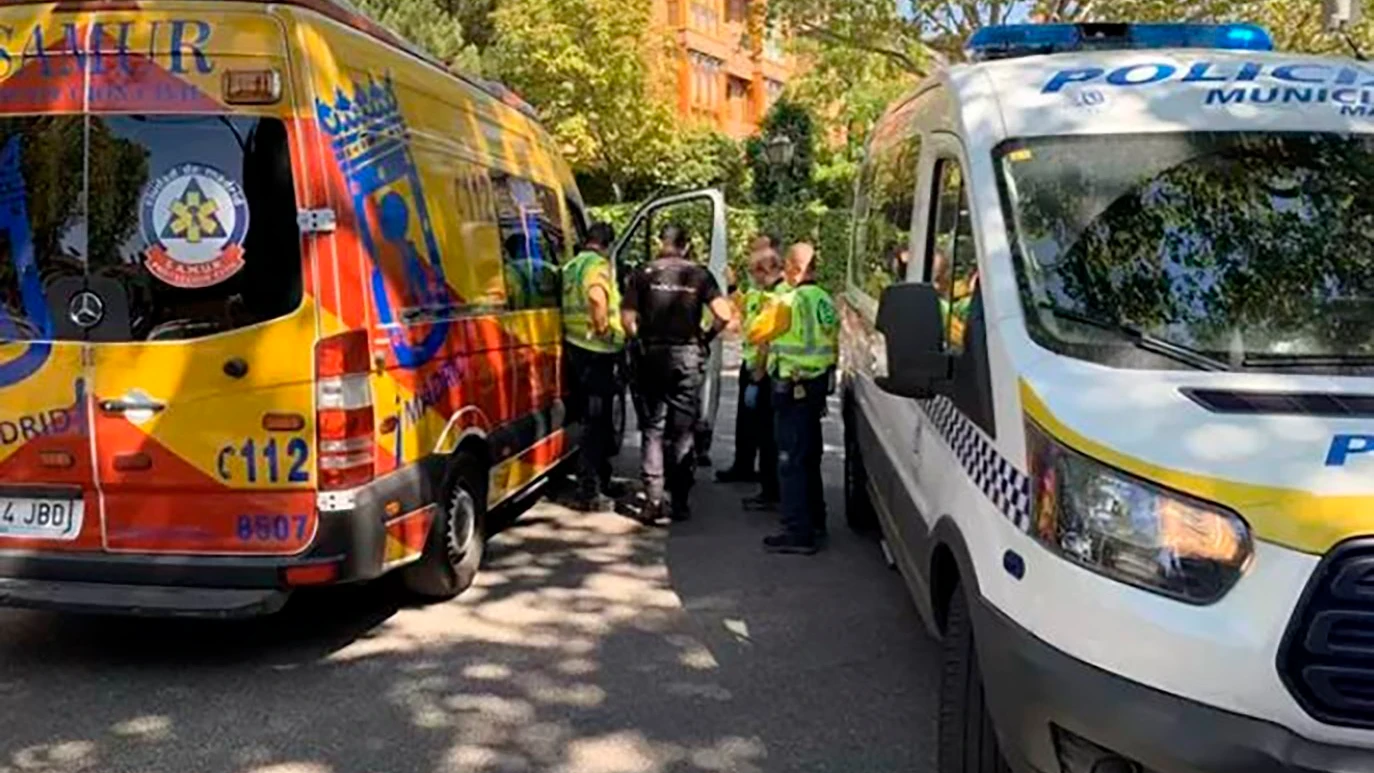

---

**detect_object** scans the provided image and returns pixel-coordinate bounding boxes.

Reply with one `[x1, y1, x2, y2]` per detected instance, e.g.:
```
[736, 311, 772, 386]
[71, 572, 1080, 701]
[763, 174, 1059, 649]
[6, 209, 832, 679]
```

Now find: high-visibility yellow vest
[741, 281, 781, 370]
[770, 283, 839, 381]
[761, 280, 794, 374]
[940, 290, 973, 353]
[561, 250, 624, 353]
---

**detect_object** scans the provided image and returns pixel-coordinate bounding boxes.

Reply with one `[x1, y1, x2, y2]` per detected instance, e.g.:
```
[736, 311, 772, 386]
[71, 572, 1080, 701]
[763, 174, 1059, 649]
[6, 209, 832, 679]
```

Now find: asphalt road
[0, 346, 939, 773]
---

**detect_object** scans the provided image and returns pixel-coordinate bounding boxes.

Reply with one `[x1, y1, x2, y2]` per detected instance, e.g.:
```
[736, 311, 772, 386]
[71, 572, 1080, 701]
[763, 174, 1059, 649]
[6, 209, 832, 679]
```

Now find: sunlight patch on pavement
[665, 634, 719, 670]
[463, 663, 512, 681]
[110, 715, 173, 741]
[444, 745, 530, 772]
[6, 740, 98, 772]
[556, 732, 659, 773]
[722, 618, 751, 642]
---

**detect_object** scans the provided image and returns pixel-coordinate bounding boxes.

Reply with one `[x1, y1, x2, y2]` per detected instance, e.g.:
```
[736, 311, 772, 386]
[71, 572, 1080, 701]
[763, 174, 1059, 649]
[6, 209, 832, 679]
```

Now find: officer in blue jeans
[746, 243, 839, 555]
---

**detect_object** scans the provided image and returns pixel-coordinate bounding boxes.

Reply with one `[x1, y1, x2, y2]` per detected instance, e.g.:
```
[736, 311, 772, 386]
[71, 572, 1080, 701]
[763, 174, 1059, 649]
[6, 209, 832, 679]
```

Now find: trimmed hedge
[589, 202, 851, 294]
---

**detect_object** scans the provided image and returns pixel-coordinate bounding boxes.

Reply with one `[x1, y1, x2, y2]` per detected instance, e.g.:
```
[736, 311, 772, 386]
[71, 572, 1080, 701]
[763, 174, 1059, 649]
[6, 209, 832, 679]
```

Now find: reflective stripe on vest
[770, 284, 839, 380]
[562, 251, 624, 352]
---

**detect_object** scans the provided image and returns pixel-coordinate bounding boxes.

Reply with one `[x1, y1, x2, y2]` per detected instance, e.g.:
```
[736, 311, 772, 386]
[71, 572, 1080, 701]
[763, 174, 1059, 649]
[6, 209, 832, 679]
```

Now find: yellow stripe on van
[1020, 380, 1374, 556]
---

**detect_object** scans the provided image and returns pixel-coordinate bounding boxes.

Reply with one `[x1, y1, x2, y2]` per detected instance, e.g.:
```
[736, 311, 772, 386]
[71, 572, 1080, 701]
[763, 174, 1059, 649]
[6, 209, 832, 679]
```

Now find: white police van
[840, 21, 1374, 773]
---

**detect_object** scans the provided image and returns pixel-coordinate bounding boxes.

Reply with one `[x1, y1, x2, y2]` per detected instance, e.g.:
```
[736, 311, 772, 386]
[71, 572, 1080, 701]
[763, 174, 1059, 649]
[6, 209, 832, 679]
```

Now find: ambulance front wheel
[402, 452, 487, 600]
[938, 584, 1011, 773]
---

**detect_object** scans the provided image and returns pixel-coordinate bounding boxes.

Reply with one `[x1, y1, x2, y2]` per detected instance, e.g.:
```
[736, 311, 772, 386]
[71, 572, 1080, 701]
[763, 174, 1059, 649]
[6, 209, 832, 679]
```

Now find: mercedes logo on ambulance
[67, 291, 105, 329]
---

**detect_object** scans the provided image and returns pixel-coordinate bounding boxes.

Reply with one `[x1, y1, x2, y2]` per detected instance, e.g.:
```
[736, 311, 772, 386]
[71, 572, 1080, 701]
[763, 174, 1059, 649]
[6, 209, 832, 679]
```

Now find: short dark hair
[753, 232, 781, 251]
[586, 222, 615, 249]
[658, 224, 690, 256]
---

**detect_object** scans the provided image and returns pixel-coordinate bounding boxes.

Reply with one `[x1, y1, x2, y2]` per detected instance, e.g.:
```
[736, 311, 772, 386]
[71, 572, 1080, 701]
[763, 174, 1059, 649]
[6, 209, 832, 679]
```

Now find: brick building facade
[654, 0, 795, 138]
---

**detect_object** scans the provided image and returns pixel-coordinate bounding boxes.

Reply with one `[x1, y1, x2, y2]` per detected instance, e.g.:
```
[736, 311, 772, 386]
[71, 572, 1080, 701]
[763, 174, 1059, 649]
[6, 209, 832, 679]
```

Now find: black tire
[609, 386, 627, 457]
[401, 452, 487, 600]
[843, 392, 878, 532]
[939, 586, 1011, 773]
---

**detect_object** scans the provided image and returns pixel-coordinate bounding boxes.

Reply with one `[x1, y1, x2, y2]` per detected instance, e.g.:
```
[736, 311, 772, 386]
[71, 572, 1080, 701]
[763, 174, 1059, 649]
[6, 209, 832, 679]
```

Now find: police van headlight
[1026, 423, 1253, 604]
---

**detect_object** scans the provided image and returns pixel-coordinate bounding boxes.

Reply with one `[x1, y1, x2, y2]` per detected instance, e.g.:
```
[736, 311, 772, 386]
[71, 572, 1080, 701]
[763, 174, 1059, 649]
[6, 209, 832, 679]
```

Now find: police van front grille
[1280, 539, 1374, 728]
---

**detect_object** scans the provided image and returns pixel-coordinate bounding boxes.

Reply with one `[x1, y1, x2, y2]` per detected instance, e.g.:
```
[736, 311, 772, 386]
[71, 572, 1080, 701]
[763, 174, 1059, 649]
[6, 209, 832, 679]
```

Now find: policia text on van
[0, 0, 725, 618]
[841, 21, 1374, 773]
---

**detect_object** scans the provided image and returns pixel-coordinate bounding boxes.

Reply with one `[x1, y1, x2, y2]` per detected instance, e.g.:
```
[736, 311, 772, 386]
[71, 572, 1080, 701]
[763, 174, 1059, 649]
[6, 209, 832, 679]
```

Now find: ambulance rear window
[0, 114, 301, 344]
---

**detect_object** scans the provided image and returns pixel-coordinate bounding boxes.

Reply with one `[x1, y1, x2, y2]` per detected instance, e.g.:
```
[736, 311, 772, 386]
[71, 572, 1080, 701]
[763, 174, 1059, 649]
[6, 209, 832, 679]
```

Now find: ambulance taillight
[315, 330, 375, 492]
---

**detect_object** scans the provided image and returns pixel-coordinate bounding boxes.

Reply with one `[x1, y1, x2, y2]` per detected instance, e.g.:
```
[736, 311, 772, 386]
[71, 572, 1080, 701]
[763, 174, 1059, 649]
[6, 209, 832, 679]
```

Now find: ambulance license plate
[0, 495, 83, 541]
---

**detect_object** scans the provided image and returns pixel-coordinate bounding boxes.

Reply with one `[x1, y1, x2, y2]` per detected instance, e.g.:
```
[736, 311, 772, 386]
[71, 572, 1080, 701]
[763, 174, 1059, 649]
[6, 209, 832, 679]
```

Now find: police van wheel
[843, 394, 878, 533]
[402, 453, 487, 600]
[938, 585, 1011, 773]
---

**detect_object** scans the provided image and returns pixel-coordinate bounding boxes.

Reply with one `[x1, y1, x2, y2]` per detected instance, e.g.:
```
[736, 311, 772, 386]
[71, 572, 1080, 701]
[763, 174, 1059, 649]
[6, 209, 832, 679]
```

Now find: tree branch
[916, 6, 961, 40]
[796, 20, 926, 74]
[988, 0, 1006, 25]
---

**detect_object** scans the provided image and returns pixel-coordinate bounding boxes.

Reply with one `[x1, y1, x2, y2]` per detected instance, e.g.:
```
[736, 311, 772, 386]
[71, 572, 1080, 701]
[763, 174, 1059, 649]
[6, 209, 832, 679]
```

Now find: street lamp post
[763, 133, 795, 167]
[1326, 0, 1364, 30]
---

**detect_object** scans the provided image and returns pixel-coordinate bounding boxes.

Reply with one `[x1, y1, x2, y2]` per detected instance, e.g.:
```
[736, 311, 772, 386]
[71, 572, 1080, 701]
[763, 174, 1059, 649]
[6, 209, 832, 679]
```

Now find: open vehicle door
[610, 189, 729, 452]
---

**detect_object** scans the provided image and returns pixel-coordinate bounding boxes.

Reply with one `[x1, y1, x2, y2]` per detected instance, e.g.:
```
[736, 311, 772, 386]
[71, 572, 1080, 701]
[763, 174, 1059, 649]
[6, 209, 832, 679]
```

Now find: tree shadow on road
[0, 484, 777, 773]
[0, 349, 933, 773]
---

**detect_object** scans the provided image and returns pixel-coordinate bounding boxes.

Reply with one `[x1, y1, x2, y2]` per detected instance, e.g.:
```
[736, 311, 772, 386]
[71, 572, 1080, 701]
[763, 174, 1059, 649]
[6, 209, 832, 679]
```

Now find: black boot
[762, 533, 818, 555]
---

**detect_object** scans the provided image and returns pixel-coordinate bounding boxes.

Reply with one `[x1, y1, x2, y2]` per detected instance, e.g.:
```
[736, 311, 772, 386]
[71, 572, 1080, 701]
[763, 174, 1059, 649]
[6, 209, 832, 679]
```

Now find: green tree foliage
[747, 98, 816, 205]
[664, 129, 753, 203]
[436, 0, 500, 50]
[768, 0, 1374, 71]
[489, 0, 682, 202]
[787, 36, 917, 208]
[353, 0, 484, 72]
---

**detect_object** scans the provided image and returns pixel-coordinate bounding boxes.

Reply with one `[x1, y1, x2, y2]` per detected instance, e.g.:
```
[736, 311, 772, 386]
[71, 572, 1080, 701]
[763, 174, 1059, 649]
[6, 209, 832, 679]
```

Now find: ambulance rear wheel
[402, 453, 487, 600]
[938, 585, 1011, 773]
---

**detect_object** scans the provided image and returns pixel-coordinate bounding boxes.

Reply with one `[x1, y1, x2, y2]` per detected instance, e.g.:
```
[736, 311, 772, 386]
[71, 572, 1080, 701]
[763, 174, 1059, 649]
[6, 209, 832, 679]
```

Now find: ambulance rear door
[73, 9, 321, 556]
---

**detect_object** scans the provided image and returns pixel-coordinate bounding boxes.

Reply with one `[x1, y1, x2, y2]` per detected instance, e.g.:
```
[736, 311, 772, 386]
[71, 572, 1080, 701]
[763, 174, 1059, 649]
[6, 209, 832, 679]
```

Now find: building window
[727, 76, 749, 124]
[690, 51, 723, 109]
[726, 0, 748, 23]
[690, 0, 719, 33]
[765, 78, 784, 108]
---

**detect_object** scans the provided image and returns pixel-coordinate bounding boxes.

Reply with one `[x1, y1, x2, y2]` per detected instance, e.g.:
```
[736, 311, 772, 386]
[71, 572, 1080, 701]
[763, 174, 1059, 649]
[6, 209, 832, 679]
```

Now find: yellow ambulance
[0, 0, 690, 617]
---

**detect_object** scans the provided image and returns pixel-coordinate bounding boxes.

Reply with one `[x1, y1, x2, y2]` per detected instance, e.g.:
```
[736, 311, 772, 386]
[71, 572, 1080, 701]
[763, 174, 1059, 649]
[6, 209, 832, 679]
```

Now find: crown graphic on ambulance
[315, 76, 406, 155]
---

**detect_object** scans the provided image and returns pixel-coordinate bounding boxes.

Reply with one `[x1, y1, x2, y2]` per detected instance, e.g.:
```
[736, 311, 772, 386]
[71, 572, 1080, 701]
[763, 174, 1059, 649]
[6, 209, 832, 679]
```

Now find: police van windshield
[997, 131, 1374, 373]
[0, 114, 301, 344]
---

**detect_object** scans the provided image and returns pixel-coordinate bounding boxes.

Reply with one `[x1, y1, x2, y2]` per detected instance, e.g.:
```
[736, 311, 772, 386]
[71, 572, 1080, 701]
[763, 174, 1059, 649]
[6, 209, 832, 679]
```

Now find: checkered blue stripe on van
[919, 397, 1032, 531]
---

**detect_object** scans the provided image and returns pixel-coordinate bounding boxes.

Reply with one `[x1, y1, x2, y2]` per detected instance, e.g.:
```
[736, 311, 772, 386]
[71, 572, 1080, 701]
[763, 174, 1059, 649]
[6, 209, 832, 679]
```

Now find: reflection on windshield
[998, 132, 1374, 371]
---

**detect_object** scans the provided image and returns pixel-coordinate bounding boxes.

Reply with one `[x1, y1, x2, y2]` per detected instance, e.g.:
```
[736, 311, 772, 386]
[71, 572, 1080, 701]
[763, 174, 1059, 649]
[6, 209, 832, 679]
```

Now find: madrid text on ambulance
[1044, 60, 1374, 115]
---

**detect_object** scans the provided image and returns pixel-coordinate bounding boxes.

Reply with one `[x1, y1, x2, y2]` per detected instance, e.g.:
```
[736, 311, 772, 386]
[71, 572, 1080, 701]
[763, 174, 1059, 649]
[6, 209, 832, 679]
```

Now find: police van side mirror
[874, 283, 953, 399]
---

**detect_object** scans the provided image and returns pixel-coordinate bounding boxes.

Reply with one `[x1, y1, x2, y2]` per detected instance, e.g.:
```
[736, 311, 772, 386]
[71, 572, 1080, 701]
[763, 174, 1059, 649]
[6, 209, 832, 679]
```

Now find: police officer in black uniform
[622, 225, 735, 523]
